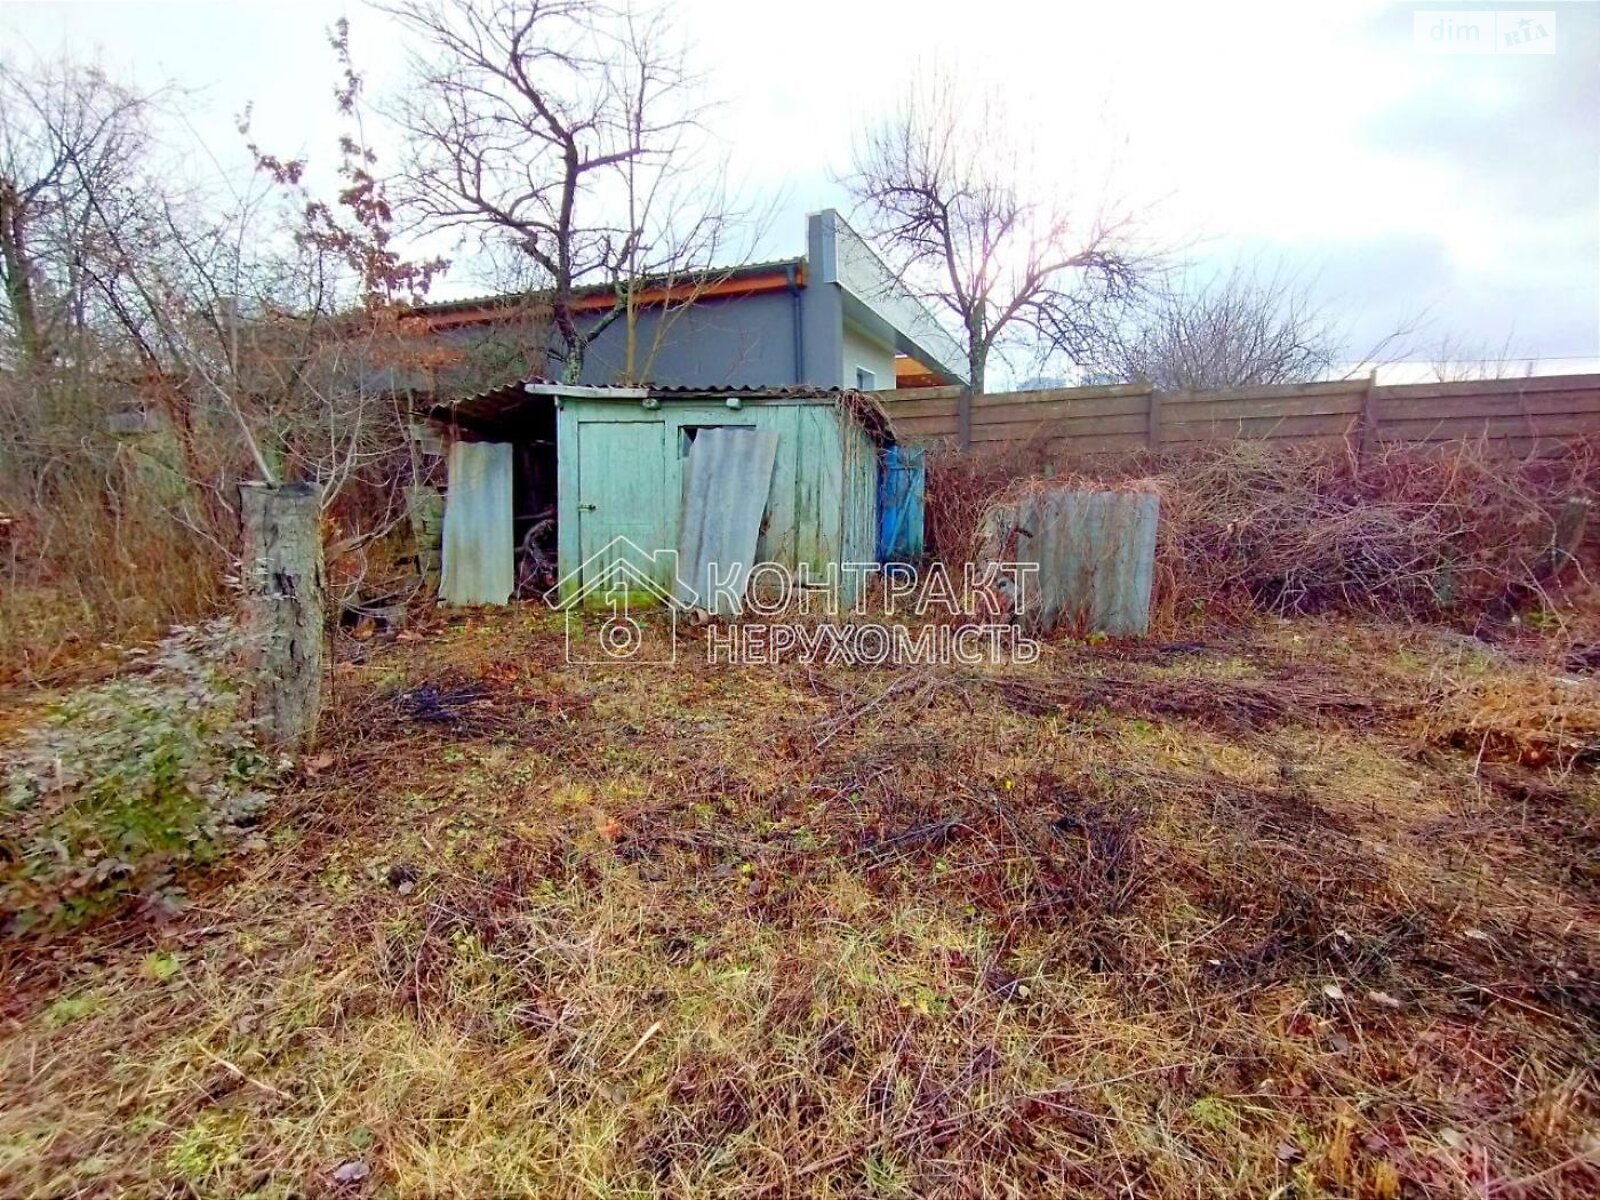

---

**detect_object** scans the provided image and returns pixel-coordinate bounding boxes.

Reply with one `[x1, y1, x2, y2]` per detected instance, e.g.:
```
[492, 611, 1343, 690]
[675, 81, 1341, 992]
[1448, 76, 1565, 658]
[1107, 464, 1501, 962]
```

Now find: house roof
[410, 258, 806, 321]
[425, 378, 895, 447]
[401, 210, 968, 387]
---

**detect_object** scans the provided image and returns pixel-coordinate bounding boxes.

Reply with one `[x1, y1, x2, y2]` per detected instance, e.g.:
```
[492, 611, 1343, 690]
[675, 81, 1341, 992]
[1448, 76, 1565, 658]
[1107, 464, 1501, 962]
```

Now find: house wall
[569, 279, 853, 390]
[818, 209, 967, 385]
[563, 265, 857, 392]
[841, 319, 896, 391]
[576, 291, 803, 388]
[554, 396, 878, 606]
[407, 209, 963, 395]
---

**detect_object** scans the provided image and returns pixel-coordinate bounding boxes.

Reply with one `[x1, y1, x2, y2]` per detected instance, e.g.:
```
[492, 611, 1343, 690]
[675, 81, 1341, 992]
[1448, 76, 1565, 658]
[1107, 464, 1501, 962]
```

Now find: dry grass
[0, 368, 434, 691]
[2, 608, 1598, 1197]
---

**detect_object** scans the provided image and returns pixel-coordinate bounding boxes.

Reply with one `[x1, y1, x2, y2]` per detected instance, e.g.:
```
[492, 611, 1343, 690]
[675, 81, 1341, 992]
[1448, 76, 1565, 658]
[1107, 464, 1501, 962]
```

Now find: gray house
[413, 210, 967, 392]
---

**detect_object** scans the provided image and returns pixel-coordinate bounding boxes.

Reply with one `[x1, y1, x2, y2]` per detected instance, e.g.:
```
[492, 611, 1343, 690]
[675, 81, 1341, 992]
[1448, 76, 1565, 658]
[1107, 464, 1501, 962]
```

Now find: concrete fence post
[1356, 373, 1379, 470]
[239, 481, 325, 751]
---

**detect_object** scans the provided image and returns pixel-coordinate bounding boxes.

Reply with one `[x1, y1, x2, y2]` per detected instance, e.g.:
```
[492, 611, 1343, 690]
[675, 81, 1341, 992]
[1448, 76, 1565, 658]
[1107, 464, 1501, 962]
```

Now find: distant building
[411, 210, 966, 392]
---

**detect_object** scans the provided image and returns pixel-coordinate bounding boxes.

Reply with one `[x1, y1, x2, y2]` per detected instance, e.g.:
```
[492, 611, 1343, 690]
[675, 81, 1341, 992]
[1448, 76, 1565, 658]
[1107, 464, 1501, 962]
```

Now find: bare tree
[382, 0, 740, 383]
[1090, 264, 1343, 389]
[848, 74, 1151, 439]
[2, 33, 449, 555]
[0, 56, 160, 368]
[1425, 332, 1534, 382]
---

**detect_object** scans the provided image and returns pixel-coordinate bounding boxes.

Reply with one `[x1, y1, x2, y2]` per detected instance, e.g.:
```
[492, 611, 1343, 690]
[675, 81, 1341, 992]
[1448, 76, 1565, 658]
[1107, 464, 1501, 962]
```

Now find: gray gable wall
[575, 273, 844, 390]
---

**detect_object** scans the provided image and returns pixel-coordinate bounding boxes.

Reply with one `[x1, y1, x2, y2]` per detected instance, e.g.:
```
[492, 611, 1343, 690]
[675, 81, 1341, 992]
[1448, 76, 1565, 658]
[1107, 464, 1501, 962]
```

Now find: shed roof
[425, 378, 895, 446]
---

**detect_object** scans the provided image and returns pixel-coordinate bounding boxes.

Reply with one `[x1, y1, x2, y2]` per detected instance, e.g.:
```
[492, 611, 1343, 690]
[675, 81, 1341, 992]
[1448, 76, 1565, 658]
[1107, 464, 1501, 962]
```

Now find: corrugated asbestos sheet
[675, 427, 780, 614]
[980, 487, 1159, 636]
[427, 381, 893, 446]
[440, 441, 514, 606]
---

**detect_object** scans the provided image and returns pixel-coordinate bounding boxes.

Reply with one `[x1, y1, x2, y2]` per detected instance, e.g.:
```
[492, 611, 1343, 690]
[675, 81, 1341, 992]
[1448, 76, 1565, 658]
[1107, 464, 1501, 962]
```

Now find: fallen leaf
[1368, 990, 1402, 1009]
[1322, 983, 1347, 1002]
[330, 1159, 370, 1185]
[304, 752, 336, 777]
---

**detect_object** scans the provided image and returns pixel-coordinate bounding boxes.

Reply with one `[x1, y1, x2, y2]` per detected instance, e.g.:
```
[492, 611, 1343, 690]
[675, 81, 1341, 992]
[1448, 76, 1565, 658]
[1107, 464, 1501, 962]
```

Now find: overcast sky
[4, 0, 1596, 378]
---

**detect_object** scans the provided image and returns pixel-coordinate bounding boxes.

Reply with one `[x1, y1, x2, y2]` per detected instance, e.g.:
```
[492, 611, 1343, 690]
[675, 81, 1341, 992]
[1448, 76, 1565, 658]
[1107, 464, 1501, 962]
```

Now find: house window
[855, 367, 877, 391]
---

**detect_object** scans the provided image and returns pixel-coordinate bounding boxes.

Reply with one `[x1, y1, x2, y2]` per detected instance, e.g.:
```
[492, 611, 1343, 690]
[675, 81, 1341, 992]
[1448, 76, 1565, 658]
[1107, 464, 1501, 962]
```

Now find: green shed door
[576, 420, 670, 594]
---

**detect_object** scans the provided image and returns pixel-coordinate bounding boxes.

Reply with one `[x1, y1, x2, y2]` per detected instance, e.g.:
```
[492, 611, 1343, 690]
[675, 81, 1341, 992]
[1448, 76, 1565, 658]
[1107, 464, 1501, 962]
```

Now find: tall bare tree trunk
[240, 481, 325, 750]
[960, 341, 986, 452]
[0, 186, 45, 366]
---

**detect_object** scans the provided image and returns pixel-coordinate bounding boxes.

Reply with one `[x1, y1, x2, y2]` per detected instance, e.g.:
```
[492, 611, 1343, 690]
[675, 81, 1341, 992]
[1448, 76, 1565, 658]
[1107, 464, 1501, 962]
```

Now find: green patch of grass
[1189, 1096, 1240, 1131]
[43, 994, 102, 1027]
[165, 1111, 248, 1187]
[142, 951, 182, 982]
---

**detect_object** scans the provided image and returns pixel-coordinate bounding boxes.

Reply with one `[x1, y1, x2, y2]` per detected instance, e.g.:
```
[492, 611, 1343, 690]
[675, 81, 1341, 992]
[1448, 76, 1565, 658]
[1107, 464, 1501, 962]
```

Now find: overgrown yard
[3, 609, 1598, 1197]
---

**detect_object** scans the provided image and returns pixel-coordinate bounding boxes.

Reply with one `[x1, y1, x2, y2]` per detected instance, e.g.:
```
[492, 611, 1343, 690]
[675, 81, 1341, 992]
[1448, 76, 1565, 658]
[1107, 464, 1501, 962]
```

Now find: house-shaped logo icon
[543, 537, 697, 663]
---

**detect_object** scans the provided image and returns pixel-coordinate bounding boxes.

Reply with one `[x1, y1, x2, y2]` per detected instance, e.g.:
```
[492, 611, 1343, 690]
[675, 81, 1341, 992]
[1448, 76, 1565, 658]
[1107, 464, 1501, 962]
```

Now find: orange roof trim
[412, 266, 805, 331]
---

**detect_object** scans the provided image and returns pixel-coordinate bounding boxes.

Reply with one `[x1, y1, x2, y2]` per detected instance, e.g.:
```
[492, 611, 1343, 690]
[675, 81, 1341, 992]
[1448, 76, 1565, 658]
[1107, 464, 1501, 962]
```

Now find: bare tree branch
[1086, 262, 1344, 389]
[381, 0, 741, 383]
[846, 72, 1155, 443]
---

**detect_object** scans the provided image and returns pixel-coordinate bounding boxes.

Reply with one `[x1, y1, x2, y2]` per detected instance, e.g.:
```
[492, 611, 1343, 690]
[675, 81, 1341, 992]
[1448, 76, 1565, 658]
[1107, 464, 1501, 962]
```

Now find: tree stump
[240, 481, 325, 750]
[406, 483, 445, 593]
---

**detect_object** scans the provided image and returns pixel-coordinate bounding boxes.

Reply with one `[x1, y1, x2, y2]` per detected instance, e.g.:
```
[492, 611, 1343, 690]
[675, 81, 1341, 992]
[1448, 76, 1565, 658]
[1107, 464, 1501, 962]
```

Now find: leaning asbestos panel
[440, 441, 515, 606]
[978, 485, 1160, 637]
[676, 427, 781, 614]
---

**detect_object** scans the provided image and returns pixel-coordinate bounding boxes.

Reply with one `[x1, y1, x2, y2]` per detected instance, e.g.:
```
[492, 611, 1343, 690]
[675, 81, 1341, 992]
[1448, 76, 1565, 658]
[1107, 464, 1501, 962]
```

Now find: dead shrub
[1422, 669, 1600, 770]
[923, 436, 1599, 625]
[0, 368, 427, 685]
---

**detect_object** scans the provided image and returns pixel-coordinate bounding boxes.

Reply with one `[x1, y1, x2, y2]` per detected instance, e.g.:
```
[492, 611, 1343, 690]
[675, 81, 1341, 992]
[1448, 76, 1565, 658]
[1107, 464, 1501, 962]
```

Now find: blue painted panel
[876, 444, 926, 564]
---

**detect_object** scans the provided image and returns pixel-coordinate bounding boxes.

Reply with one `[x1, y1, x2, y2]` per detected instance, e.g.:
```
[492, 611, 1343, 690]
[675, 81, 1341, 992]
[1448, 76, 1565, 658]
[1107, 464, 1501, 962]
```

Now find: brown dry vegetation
[2, 607, 1597, 1198]
[926, 438, 1600, 629]
[0, 367, 441, 690]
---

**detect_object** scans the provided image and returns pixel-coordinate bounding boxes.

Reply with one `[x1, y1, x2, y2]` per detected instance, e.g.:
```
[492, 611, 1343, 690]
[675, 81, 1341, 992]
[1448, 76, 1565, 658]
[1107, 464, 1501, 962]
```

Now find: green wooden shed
[425, 381, 893, 609]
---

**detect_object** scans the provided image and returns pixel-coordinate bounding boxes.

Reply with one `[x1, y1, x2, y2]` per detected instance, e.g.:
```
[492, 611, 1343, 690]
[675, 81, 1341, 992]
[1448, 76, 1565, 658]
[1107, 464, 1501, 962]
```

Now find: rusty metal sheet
[675, 427, 780, 614]
[440, 440, 514, 605]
